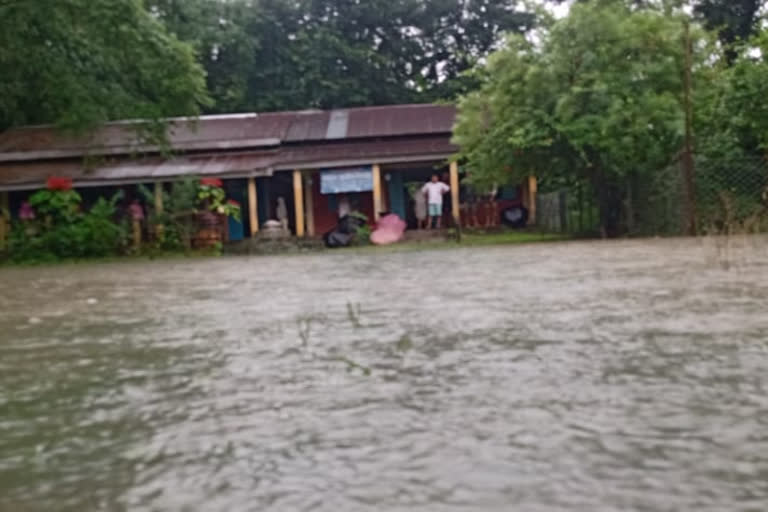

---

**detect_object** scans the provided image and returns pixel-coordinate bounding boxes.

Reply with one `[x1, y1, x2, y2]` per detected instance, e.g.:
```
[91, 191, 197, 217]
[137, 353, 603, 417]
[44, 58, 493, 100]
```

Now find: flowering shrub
[9, 190, 127, 261]
[46, 176, 74, 191]
[197, 179, 241, 221]
[29, 179, 82, 223]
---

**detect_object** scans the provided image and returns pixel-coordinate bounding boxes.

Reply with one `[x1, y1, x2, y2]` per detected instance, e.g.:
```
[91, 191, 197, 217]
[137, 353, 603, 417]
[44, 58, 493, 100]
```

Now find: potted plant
[193, 178, 241, 248]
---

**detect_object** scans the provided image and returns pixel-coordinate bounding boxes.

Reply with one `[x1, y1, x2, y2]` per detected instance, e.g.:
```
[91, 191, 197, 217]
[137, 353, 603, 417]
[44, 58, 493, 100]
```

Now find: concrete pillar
[154, 182, 164, 241]
[450, 161, 460, 226]
[0, 191, 9, 251]
[293, 170, 305, 237]
[528, 175, 538, 225]
[372, 164, 382, 221]
[303, 173, 315, 237]
[248, 177, 258, 236]
[132, 219, 142, 250]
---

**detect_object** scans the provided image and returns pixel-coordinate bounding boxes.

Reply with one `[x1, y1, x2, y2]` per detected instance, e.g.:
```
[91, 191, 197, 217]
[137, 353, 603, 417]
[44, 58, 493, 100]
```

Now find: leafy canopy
[0, 0, 211, 132]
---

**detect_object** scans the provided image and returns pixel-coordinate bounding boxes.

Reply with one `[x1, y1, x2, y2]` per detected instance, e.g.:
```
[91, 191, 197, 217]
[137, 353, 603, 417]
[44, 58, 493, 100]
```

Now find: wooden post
[450, 161, 460, 225]
[303, 173, 315, 237]
[154, 182, 164, 241]
[132, 219, 142, 250]
[248, 177, 259, 237]
[372, 164, 382, 221]
[154, 182, 164, 214]
[0, 191, 8, 251]
[681, 20, 698, 235]
[293, 170, 305, 237]
[528, 176, 538, 225]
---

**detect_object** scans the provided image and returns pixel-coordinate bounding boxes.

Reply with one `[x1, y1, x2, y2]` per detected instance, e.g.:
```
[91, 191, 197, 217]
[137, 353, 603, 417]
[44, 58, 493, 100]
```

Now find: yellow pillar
[0, 191, 9, 251]
[528, 175, 538, 225]
[132, 219, 142, 250]
[450, 161, 460, 225]
[154, 182, 164, 241]
[293, 170, 305, 237]
[154, 182, 164, 213]
[303, 173, 315, 237]
[248, 177, 259, 237]
[372, 164, 382, 221]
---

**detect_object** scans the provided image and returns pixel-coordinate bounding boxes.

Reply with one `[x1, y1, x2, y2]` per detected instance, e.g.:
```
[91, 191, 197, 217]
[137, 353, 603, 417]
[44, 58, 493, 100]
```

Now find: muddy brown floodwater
[1, 238, 768, 512]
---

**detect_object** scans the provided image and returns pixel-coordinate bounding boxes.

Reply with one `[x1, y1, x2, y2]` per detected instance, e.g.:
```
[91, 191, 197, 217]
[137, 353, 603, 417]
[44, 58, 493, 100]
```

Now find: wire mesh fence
[694, 156, 768, 235]
[536, 156, 768, 237]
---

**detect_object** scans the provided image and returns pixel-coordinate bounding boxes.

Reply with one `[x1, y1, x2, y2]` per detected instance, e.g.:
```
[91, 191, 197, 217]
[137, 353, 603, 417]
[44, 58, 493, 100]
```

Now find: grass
[460, 230, 569, 246]
[0, 247, 222, 268]
[347, 229, 570, 254]
[0, 230, 571, 267]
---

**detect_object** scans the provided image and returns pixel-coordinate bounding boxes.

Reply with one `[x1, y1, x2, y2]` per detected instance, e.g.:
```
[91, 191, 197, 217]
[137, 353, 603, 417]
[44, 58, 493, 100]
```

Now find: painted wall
[309, 174, 374, 235]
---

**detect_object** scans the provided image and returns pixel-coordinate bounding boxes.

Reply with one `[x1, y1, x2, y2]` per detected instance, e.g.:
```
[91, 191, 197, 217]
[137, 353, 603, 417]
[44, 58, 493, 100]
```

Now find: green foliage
[28, 189, 82, 224]
[138, 179, 241, 250]
[454, 2, 726, 235]
[0, 0, 211, 133]
[139, 180, 199, 250]
[9, 191, 127, 262]
[694, 0, 764, 60]
[696, 30, 768, 159]
[148, 0, 539, 112]
[198, 185, 242, 220]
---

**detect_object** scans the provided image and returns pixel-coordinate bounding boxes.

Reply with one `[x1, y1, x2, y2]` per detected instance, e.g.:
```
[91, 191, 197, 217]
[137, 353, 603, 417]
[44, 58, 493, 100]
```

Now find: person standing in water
[421, 174, 450, 229]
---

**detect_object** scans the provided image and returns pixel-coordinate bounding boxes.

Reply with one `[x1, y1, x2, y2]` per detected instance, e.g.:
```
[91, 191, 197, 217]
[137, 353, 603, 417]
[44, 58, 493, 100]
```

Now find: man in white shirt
[421, 174, 450, 229]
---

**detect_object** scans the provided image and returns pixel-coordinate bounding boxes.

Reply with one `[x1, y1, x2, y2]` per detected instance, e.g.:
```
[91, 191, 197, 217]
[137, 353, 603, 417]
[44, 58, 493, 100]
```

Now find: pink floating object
[371, 214, 406, 245]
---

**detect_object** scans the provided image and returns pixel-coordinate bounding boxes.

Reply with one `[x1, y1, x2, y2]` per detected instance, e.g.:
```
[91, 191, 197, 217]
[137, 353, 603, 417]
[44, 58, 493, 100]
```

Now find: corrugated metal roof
[0, 104, 456, 163]
[0, 153, 275, 190]
[0, 115, 282, 162]
[0, 136, 455, 190]
[0, 103, 458, 189]
[346, 104, 456, 139]
[275, 136, 456, 170]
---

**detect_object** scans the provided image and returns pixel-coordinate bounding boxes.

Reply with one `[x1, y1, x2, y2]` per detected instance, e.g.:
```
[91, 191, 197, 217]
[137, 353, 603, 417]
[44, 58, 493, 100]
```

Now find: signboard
[320, 166, 373, 194]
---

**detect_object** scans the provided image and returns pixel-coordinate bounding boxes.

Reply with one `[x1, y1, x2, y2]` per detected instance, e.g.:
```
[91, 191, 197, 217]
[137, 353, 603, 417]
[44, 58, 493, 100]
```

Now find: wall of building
[309, 174, 374, 235]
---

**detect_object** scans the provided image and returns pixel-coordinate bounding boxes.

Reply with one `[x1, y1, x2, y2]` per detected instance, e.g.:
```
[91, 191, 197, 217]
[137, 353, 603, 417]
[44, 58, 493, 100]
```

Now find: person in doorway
[421, 174, 450, 229]
[276, 196, 289, 232]
[338, 195, 351, 219]
[412, 185, 428, 229]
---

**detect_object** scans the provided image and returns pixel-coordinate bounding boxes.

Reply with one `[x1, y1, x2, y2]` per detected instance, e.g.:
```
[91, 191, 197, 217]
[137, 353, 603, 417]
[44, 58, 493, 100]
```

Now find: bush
[8, 191, 128, 262]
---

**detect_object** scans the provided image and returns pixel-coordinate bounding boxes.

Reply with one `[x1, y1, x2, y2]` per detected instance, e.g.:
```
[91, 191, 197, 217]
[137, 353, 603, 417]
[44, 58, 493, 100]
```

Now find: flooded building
[0, 104, 536, 242]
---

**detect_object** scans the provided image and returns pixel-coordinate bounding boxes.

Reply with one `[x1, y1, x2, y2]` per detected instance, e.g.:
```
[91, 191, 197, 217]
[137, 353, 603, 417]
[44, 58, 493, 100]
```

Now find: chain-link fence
[694, 156, 768, 235]
[536, 156, 768, 237]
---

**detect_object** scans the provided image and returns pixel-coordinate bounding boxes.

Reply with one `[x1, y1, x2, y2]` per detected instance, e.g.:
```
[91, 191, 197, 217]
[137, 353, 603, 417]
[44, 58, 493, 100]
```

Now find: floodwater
[1, 238, 768, 512]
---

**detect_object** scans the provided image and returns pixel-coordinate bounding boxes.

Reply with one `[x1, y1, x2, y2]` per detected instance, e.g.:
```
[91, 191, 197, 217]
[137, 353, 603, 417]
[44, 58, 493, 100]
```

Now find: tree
[454, 2, 709, 235]
[696, 28, 768, 157]
[0, 0, 211, 133]
[558, 0, 765, 59]
[149, 0, 539, 113]
[694, 0, 764, 60]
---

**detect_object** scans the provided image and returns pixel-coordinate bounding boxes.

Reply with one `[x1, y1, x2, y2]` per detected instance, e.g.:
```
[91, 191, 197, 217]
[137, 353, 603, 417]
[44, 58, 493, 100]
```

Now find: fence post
[558, 190, 568, 232]
[681, 20, 698, 235]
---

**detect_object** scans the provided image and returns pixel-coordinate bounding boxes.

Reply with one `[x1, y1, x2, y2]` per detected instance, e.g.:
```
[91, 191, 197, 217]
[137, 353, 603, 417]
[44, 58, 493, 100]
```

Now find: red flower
[227, 199, 240, 207]
[200, 178, 223, 187]
[46, 176, 73, 191]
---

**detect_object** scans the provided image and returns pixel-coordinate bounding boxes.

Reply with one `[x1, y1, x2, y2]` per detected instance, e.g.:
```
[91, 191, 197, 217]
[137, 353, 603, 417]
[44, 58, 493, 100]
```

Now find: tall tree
[150, 0, 538, 113]
[0, 0, 210, 132]
[454, 2, 712, 235]
[694, 0, 764, 61]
